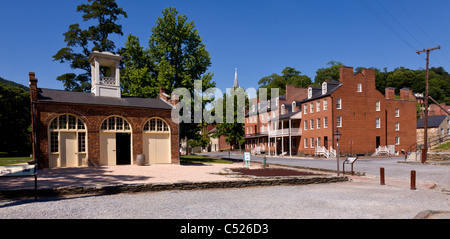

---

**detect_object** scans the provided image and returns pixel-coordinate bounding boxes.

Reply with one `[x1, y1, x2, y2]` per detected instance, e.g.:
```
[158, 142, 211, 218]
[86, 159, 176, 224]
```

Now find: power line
[395, 0, 450, 67]
[374, 0, 425, 49]
[395, 0, 437, 46]
[360, 0, 422, 56]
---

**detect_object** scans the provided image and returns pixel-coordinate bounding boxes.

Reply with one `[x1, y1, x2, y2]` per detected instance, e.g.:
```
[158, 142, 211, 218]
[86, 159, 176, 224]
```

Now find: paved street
[0, 152, 448, 219]
[1, 180, 448, 219]
[201, 152, 450, 192]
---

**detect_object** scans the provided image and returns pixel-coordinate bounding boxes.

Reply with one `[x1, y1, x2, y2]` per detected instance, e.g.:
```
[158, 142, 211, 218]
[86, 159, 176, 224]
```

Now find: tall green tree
[0, 83, 31, 156]
[258, 66, 311, 98]
[212, 92, 246, 151]
[53, 0, 127, 92]
[148, 7, 214, 94]
[120, 7, 216, 142]
[314, 61, 344, 85]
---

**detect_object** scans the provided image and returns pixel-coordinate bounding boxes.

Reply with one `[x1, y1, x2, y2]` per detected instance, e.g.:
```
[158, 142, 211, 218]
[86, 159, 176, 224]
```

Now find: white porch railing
[329, 146, 336, 157]
[268, 128, 302, 137]
[100, 76, 117, 85]
[315, 146, 329, 158]
[315, 146, 336, 158]
[372, 145, 389, 156]
[251, 145, 265, 155]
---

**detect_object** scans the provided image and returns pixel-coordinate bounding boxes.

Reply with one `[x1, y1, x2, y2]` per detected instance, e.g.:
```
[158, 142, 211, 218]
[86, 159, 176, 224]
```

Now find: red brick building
[245, 66, 417, 156]
[30, 51, 179, 168]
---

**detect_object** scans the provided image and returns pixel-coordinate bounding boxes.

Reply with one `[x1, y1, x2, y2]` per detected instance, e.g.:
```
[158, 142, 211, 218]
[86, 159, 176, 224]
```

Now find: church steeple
[233, 68, 239, 88]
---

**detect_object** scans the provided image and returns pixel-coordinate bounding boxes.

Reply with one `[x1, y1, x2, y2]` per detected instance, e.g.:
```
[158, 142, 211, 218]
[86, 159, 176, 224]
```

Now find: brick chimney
[400, 88, 414, 101]
[385, 87, 395, 100]
[159, 86, 168, 102]
[339, 66, 354, 84]
[29, 72, 38, 102]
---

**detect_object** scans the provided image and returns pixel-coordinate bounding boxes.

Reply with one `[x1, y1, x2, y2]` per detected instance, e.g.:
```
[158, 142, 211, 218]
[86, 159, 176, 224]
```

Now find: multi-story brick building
[244, 66, 417, 157]
[30, 51, 179, 168]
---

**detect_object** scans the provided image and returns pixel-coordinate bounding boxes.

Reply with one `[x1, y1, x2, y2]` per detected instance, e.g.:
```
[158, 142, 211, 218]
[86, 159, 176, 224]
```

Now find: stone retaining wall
[0, 175, 348, 199]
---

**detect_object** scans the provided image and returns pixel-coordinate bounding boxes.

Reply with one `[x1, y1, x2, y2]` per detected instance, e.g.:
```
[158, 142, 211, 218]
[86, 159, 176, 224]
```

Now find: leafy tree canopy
[53, 0, 127, 92]
[258, 66, 311, 98]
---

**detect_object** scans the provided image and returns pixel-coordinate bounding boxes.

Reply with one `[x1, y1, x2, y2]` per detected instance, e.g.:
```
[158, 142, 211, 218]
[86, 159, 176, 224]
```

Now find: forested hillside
[0, 78, 31, 156]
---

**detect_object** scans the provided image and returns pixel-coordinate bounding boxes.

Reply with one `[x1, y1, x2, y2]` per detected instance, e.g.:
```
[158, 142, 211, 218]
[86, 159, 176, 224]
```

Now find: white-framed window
[357, 83, 362, 92]
[144, 118, 170, 132]
[50, 132, 59, 153]
[310, 119, 314, 130]
[316, 101, 320, 112]
[304, 104, 307, 114]
[395, 109, 400, 117]
[308, 87, 312, 99]
[310, 137, 314, 148]
[441, 128, 444, 136]
[376, 118, 381, 128]
[447, 128, 450, 136]
[376, 101, 380, 111]
[304, 120, 308, 130]
[304, 138, 308, 148]
[395, 137, 400, 145]
[324, 117, 328, 128]
[337, 116, 342, 128]
[49, 114, 87, 154]
[310, 103, 314, 113]
[317, 118, 321, 129]
[336, 98, 342, 109]
[317, 137, 321, 147]
[395, 123, 400, 131]
[102, 116, 131, 131]
[322, 82, 327, 95]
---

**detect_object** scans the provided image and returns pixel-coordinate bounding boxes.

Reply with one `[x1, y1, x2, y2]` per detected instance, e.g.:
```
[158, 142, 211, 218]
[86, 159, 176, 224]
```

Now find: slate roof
[37, 88, 173, 110]
[300, 79, 341, 103]
[417, 115, 448, 128]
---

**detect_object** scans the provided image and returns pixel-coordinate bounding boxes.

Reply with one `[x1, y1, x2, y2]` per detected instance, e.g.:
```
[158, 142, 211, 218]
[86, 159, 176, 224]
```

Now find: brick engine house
[30, 51, 179, 169]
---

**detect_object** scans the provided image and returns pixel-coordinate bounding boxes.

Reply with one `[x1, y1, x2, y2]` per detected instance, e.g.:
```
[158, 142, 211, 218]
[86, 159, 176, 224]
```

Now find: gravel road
[1, 181, 448, 219]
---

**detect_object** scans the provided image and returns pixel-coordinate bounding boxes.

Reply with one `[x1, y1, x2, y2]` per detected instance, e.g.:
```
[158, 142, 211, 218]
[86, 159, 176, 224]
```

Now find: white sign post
[243, 152, 251, 167]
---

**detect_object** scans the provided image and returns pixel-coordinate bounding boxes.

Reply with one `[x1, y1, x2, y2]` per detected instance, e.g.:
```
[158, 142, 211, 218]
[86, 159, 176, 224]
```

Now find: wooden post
[411, 170, 416, 190]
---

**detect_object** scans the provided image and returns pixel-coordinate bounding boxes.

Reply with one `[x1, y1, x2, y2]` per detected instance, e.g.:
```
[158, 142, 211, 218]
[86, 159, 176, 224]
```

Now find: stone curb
[0, 175, 348, 199]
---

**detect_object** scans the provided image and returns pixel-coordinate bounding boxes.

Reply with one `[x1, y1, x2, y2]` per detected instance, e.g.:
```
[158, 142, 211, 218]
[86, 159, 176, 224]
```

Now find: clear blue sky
[1, 0, 450, 94]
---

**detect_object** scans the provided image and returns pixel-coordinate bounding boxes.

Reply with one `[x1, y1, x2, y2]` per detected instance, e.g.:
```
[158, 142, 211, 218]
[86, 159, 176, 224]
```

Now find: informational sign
[0, 164, 36, 177]
[344, 157, 357, 164]
[243, 152, 251, 167]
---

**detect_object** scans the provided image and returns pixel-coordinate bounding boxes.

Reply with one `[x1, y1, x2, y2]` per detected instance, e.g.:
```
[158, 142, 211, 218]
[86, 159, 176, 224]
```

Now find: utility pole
[416, 45, 440, 163]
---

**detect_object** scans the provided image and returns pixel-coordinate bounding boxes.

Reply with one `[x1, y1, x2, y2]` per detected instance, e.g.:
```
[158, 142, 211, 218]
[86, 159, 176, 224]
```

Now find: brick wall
[301, 67, 417, 155]
[33, 102, 179, 168]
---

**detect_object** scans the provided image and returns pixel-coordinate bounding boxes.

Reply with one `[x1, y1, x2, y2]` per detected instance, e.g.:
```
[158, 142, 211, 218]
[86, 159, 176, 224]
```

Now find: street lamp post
[334, 129, 342, 176]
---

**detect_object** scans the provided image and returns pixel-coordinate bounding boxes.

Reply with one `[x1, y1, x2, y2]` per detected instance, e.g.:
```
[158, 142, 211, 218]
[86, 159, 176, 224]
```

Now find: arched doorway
[48, 114, 87, 168]
[143, 118, 171, 164]
[99, 116, 132, 165]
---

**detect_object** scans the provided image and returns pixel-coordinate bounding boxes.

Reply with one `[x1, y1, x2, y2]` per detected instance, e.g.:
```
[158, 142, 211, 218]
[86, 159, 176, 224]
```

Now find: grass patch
[0, 157, 32, 166]
[433, 141, 450, 152]
[180, 155, 233, 165]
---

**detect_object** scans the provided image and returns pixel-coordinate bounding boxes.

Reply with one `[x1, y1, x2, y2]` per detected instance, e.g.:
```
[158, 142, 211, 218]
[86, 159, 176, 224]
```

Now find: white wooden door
[60, 132, 77, 167]
[143, 133, 170, 164]
[100, 133, 116, 165]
